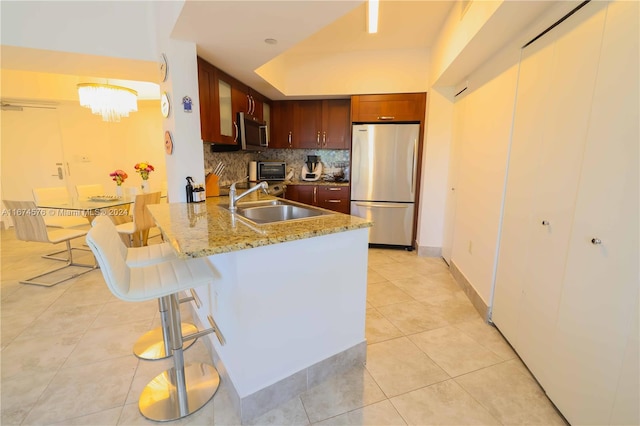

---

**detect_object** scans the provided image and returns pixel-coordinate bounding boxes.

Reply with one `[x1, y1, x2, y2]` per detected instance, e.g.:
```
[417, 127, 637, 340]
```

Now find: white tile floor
[1, 228, 567, 425]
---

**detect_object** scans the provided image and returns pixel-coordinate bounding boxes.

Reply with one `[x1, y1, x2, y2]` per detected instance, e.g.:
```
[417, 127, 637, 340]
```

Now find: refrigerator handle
[410, 139, 417, 195]
[354, 202, 409, 209]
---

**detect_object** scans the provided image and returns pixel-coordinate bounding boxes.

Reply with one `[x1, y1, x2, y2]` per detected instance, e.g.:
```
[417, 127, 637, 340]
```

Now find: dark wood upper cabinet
[293, 100, 323, 149]
[197, 57, 271, 145]
[270, 101, 294, 149]
[197, 59, 217, 143]
[270, 99, 351, 149]
[351, 93, 426, 123]
[322, 99, 350, 149]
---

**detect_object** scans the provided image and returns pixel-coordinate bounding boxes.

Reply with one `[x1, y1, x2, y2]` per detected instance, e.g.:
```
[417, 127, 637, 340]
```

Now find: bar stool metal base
[133, 323, 198, 360]
[139, 362, 220, 422]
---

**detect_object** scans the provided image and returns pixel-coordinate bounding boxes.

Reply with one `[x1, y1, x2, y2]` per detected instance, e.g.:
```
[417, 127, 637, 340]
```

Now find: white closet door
[492, 33, 554, 351]
[545, 1, 639, 424]
[442, 95, 466, 264]
[493, 2, 607, 387]
[517, 2, 607, 386]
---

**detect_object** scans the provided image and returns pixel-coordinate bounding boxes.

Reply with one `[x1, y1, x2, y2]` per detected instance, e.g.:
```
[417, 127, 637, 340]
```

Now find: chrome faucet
[228, 177, 269, 212]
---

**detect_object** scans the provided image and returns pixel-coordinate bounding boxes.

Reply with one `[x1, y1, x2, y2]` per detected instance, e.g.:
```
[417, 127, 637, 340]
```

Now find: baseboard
[416, 245, 442, 257]
[449, 261, 490, 322]
[187, 300, 367, 423]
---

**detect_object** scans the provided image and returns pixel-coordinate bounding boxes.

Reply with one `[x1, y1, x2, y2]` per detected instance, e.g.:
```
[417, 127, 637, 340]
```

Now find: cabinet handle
[591, 238, 602, 245]
[377, 116, 395, 120]
[313, 186, 317, 204]
[250, 95, 255, 115]
[327, 187, 341, 191]
[542, 220, 550, 226]
[326, 199, 341, 203]
[233, 121, 238, 142]
[323, 131, 327, 147]
[288, 131, 292, 148]
[317, 131, 321, 147]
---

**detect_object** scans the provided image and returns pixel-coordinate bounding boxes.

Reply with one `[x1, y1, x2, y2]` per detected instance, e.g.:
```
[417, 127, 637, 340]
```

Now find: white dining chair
[32, 186, 88, 229]
[75, 183, 105, 199]
[4, 200, 96, 286]
[115, 191, 161, 247]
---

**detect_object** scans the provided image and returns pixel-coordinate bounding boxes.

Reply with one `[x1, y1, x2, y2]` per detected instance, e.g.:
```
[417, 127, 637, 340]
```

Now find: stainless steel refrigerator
[350, 123, 420, 248]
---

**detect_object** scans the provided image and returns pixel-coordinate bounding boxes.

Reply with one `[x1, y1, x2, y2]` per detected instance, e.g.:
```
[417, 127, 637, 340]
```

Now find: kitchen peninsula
[147, 193, 372, 421]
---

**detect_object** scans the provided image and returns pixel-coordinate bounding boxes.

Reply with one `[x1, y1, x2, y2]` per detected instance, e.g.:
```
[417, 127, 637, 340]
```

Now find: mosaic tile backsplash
[203, 147, 350, 186]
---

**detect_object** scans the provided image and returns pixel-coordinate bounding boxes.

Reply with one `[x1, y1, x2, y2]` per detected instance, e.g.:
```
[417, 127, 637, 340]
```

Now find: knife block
[205, 174, 220, 197]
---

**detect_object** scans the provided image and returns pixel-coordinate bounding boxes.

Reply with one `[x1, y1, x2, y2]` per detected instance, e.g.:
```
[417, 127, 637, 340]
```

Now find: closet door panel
[492, 33, 555, 350]
[514, 2, 607, 386]
[546, 2, 639, 423]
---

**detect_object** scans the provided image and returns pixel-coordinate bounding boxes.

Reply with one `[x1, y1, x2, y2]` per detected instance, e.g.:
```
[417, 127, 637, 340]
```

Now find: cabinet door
[231, 82, 250, 117]
[317, 186, 350, 214]
[270, 101, 293, 149]
[249, 89, 265, 121]
[197, 59, 217, 143]
[351, 93, 426, 123]
[321, 100, 350, 149]
[293, 101, 322, 148]
[285, 185, 315, 206]
[216, 72, 236, 145]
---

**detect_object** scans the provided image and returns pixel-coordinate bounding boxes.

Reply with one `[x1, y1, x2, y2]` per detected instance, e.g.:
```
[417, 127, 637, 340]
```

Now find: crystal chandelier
[77, 83, 138, 122]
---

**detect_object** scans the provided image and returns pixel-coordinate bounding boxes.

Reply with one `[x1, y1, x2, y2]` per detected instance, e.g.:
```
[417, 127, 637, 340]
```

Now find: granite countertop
[147, 193, 371, 259]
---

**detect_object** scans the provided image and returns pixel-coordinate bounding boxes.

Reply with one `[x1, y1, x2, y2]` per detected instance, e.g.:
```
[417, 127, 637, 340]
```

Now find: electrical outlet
[468, 240, 473, 254]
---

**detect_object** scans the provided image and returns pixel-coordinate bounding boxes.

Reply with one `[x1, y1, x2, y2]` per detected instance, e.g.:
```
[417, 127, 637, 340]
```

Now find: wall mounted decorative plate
[164, 130, 173, 155]
[161, 92, 170, 118]
[159, 53, 168, 82]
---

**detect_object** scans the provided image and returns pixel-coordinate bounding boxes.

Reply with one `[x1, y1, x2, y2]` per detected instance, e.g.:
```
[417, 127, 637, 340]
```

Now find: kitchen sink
[225, 199, 332, 224]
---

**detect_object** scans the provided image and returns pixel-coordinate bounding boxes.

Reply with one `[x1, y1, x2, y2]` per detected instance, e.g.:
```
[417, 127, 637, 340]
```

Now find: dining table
[36, 195, 135, 225]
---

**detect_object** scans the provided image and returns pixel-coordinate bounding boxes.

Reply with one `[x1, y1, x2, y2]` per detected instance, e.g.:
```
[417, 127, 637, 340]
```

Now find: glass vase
[141, 180, 150, 193]
[116, 185, 123, 197]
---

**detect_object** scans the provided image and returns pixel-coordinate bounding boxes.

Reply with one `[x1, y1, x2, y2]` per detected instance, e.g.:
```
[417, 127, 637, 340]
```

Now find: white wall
[1, 100, 164, 200]
[60, 101, 165, 195]
[1, 1, 157, 62]
[416, 88, 453, 255]
[259, 48, 430, 96]
[448, 63, 518, 304]
[152, 1, 206, 203]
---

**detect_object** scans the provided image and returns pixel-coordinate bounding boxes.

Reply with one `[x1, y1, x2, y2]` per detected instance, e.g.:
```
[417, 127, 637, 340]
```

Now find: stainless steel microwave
[238, 112, 268, 151]
[257, 161, 286, 181]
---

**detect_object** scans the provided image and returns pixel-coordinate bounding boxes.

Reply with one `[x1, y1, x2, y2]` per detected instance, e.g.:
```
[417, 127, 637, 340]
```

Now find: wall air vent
[454, 80, 469, 98]
[523, 1, 590, 48]
[1, 98, 58, 111]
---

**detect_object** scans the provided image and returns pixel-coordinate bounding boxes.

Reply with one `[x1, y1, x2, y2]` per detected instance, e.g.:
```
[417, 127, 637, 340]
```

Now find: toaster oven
[257, 161, 286, 181]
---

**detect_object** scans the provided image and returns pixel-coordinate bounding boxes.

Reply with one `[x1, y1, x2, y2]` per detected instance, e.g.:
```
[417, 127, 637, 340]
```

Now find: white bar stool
[126, 241, 199, 360]
[86, 216, 221, 421]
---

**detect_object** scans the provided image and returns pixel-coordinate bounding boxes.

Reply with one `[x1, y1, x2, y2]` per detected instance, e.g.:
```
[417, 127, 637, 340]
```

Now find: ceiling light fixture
[367, 0, 379, 34]
[77, 83, 138, 122]
[264, 38, 278, 45]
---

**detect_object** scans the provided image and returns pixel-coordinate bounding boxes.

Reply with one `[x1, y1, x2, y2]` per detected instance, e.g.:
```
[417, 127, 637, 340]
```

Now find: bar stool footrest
[133, 322, 199, 360]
